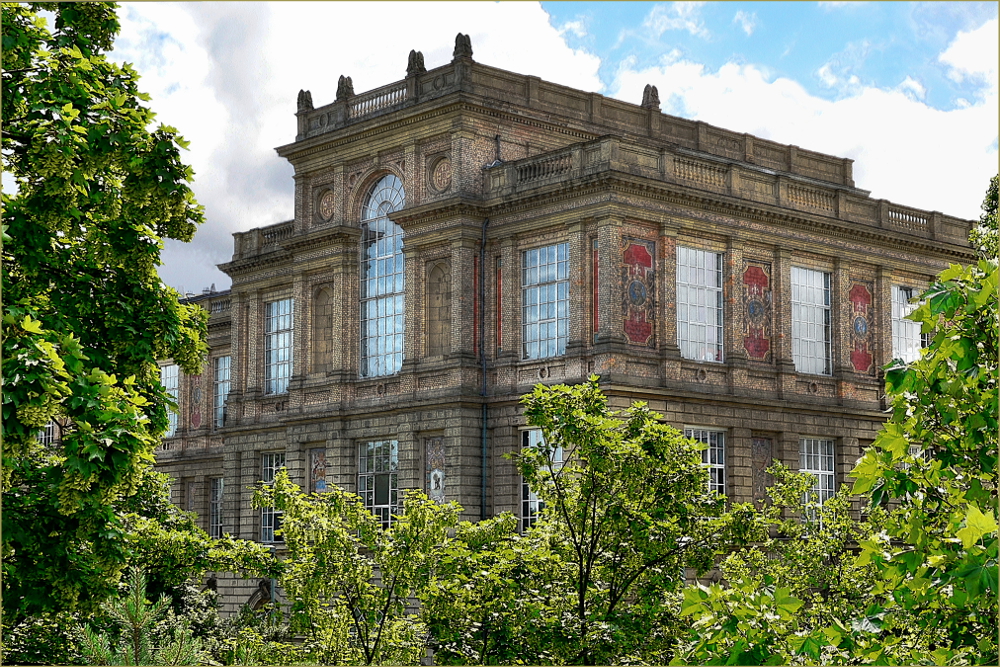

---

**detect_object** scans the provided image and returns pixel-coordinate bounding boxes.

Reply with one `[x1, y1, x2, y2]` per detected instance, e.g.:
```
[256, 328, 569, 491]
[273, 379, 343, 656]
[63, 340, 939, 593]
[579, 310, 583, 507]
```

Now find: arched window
[360, 174, 406, 377]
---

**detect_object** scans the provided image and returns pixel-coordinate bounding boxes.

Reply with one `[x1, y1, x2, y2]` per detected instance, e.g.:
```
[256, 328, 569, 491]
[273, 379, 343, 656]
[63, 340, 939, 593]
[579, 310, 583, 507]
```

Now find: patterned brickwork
[848, 282, 876, 375]
[742, 261, 773, 362]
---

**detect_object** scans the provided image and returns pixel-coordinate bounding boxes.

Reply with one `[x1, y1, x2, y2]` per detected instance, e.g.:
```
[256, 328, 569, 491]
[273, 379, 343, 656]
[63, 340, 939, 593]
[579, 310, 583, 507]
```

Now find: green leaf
[956, 505, 998, 549]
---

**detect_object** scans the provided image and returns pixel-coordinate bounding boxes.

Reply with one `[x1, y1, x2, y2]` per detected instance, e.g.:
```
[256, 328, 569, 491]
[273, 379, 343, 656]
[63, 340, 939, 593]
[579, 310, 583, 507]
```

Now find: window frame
[521, 242, 570, 361]
[264, 298, 294, 395]
[358, 440, 400, 528]
[685, 427, 726, 495]
[791, 266, 832, 376]
[260, 452, 286, 543]
[891, 285, 925, 363]
[676, 246, 724, 363]
[209, 477, 224, 538]
[520, 428, 564, 533]
[799, 437, 836, 518]
[36, 421, 57, 446]
[161, 363, 180, 437]
[360, 174, 406, 378]
[214, 355, 231, 429]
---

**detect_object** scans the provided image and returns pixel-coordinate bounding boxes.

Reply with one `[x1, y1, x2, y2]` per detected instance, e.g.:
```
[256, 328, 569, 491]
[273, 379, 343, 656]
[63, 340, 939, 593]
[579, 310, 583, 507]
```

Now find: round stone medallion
[319, 190, 336, 220]
[431, 157, 452, 192]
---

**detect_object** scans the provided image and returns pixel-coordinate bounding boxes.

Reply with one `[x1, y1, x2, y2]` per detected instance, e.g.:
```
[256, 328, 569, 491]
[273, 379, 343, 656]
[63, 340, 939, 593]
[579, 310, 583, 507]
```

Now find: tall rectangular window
[522, 243, 569, 360]
[214, 356, 231, 428]
[520, 429, 564, 533]
[260, 452, 286, 542]
[161, 364, 179, 437]
[209, 477, 224, 538]
[36, 421, 57, 446]
[791, 267, 831, 375]
[359, 440, 399, 528]
[676, 247, 724, 362]
[800, 438, 835, 516]
[892, 286, 924, 363]
[264, 298, 293, 394]
[685, 427, 726, 495]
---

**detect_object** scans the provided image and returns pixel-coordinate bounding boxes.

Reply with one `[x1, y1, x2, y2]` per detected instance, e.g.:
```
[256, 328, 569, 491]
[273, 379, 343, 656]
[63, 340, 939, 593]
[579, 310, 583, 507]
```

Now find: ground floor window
[685, 427, 726, 495]
[799, 438, 835, 518]
[359, 440, 399, 528]
[520, 429, 563, 532]
[260, 452, 286, 542]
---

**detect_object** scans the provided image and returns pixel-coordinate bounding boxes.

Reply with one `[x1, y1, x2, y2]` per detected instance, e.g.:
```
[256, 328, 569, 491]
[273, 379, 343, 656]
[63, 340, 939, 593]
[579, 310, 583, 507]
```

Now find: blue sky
[544, 1, 995, 110]
[102, 1, 996, 294]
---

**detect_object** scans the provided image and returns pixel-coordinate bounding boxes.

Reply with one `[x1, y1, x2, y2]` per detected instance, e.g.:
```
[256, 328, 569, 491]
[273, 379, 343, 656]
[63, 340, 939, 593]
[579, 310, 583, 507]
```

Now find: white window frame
[892, 286, 925, 363]
[209, 477, 224, 538]
[360, 174, 406, 378]
[36, 421, 57, 446]
[161, 363, 179, 437]
[522, 243, 569, 360]
[520, 428, 564, 533]
[359, 440, 399, 528]
[214, 355, 231, 429]
[799, 438, 835, 517]
[676, 247, 724, 362]
[791, 267, 831, 376]
[264, 298, 293, 395]
[685, 427, 726, 495]
[260, 452, 286, 542]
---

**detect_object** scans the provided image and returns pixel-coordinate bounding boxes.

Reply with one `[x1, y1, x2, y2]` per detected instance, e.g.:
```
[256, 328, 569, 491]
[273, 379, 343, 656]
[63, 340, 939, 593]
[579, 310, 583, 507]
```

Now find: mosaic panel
[849, 282, 875, 375]
[310, 448, 328, 493]
[742, 261, 773, 362]
[425, 437, 446, 503]
[621, 238, 656, 347]
[188, 374, 202, 429]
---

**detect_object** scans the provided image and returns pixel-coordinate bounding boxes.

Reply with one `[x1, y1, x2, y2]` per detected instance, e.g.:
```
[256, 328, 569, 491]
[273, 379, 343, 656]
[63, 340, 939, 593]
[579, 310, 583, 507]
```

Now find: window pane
[523, 243, 569, 360]
[676, 248, 724, 362]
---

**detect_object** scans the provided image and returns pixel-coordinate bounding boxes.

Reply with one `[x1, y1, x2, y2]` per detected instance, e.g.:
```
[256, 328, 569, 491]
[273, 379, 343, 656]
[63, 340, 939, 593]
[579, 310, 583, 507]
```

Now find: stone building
[153, 34, 975, 612]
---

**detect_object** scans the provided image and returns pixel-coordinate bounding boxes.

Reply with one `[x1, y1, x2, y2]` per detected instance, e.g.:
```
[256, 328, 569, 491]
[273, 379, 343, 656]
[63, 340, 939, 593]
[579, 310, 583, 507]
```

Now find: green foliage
[849, 258, 998, 665]
[254, 470, 462, 665]
[78, 566, 210, 666]
[421, 513, 568, 665]
[2, 1, 209, 618]
[1, 612, 88, 666]
[970, 174, 998, 260]
[506, 377, 755, 665]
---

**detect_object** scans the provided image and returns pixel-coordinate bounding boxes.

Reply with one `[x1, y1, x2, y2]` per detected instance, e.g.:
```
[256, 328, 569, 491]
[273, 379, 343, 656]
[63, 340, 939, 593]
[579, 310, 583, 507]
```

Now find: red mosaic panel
[849, 282, 875, 374]
[621, 239, 655, 347]
[742, 261, 773, 362]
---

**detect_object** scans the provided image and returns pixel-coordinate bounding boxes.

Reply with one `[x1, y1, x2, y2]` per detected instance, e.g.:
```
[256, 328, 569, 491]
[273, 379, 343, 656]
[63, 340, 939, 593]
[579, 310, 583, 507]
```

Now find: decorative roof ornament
[453, 32, 473, 60]
[406, 49, 426, 77]
[336, 75, 354, 102]
[296, 89, 313, 112]
[641, 84, 660, 111]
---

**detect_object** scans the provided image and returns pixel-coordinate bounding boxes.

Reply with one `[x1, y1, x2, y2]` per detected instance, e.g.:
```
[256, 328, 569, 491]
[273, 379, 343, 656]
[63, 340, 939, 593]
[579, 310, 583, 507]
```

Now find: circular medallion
[628, 280, 647, 306]
[747, 298, 765, 321]
[319, 190, 335, 220]
[431, 158, 452, 192]
[853, 316, 868, 337]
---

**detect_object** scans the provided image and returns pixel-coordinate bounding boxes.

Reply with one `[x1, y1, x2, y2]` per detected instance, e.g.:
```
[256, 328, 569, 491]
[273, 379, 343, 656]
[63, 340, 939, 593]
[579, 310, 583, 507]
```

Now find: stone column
[773, 249, 796, 398]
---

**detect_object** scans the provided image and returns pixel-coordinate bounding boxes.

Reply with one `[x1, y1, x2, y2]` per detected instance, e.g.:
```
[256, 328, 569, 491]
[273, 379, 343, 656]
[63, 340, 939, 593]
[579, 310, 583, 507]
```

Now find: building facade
[153, 35, 975, 612]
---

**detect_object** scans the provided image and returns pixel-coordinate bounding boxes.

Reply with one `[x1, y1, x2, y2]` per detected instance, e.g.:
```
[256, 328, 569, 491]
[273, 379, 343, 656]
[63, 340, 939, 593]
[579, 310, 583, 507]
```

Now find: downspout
[480, 216, 490, 521]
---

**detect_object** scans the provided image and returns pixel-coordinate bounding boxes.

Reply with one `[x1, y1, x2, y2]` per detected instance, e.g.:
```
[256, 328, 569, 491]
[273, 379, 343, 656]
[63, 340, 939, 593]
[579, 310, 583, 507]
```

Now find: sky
[104, 1, 999, 295]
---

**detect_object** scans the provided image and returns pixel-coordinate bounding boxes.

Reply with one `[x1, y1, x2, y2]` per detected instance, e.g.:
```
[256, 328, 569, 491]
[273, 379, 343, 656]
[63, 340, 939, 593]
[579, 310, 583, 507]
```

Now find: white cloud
[644, 2, 710, 39]
[114, 1, 602, 292]
[611, 46, 997, 221]
[939, 17, 998, 97]
[733, 10, 758, 37]
[896, 75, 926, 100]
[558, 20, 587, 39]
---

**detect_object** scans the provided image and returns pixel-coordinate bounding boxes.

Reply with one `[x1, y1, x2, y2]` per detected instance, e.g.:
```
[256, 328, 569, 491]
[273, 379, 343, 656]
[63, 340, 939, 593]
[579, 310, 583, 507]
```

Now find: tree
[78, 566, 209, 666]
[847, 256, 998, 665]
[2, 2, 209, 617]
[508, 377, 757, 665]
[970, 174, 998, 260]
[254, 470, 462, 666]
